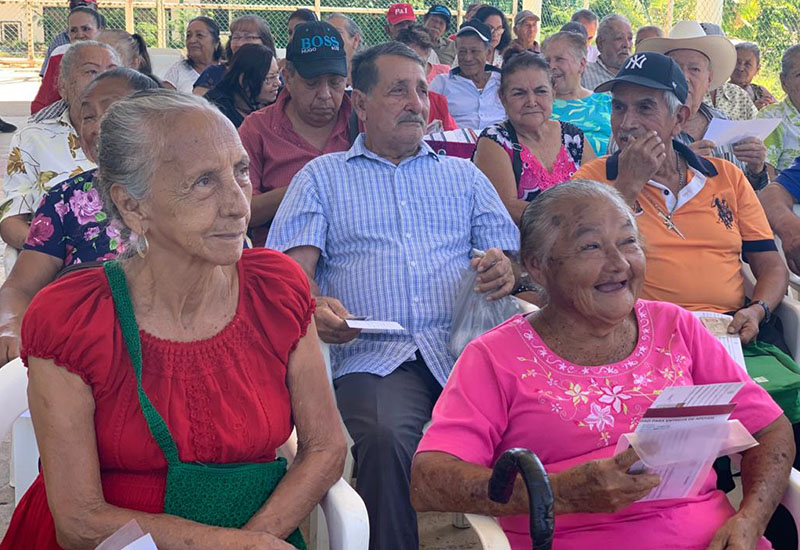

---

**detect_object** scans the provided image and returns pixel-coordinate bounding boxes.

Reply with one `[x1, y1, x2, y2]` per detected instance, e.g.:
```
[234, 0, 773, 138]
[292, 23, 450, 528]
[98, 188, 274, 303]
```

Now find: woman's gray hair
[326, 13, 362, 41]
[59, 40, 120, 83]
[519, 180, 638, 270]
[782, 44, 800, 78]
[735, 42, 761, 66]
[542, 31, 588, 62]
[95, 89, 222, 241]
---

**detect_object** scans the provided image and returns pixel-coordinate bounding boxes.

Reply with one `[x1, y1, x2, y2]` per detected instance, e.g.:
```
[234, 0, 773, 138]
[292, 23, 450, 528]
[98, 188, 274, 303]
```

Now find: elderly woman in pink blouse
[410, 180, 795, 550]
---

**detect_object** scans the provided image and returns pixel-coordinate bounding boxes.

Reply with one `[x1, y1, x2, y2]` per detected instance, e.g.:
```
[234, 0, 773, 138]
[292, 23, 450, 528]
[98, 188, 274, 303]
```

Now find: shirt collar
[345, 133, 440, 165]
[595, 56, 617, 76]
[698, 101, 726, 122]
[605, 139, 718, 179]
[450, 64, 502, 77]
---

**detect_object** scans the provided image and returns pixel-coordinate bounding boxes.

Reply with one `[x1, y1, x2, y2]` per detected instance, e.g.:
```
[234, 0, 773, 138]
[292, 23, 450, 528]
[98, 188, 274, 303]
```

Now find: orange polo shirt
[572, 141, 776, 313]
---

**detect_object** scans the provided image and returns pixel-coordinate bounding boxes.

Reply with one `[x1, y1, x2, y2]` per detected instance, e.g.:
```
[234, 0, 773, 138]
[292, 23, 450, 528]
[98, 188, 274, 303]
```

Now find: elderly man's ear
[352, 89, 368, 123]
[110, 183, 149, 236]
[673, 104, 691, 137]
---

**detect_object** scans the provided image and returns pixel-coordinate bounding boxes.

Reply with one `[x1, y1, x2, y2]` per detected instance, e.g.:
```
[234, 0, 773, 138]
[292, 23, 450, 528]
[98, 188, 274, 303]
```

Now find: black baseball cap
[594, 51, 688, 104]
[456, 19, 491, 42]
[425, 5, 452, 25]
[286, 21, 347, 79]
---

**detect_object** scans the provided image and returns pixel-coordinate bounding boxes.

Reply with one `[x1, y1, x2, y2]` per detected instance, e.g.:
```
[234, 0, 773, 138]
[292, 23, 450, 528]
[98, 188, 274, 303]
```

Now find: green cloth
[744, 340, 800, 424]
[104, 261, 306, 548]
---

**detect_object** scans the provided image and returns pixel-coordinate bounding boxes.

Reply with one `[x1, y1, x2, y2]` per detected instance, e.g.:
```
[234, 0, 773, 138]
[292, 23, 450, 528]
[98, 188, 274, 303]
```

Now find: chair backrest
[148, 48, 184, 79]
[0, 357, 29, 440]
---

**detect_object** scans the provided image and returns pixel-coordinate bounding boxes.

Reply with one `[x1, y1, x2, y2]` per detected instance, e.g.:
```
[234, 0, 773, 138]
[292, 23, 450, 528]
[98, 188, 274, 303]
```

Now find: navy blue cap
[286, 21, 347, 79]
[425, 4, 451, 25]
[594, 51, 689, 104]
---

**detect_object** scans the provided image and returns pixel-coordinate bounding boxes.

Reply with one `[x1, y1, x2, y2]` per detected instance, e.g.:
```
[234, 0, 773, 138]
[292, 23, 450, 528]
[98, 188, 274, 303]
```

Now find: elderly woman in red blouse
[0, 90, 346, 550]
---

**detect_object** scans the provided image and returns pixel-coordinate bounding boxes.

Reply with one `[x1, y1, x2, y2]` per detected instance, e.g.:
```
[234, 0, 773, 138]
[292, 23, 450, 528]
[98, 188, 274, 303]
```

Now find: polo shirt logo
[625, 54, 647, 70]
[712, 196, 734, 229]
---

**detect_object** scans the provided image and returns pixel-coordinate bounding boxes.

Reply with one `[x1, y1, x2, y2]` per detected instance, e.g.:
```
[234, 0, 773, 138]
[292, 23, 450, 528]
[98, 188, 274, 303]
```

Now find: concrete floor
[0, 67, 484, 548]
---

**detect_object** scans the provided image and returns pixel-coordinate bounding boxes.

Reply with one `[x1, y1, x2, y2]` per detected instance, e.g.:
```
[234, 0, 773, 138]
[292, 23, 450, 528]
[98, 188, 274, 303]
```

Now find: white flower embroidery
[599, 385, 631, 413]
[584, 403, 615, 431]
[633, 373, 653, 386]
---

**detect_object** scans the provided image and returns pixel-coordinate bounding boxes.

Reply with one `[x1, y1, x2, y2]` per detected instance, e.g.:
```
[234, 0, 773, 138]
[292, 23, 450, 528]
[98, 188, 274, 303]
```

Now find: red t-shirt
[0, 249, 314, 550]
[31, 45, 67, 114]
[430, 90, 458, 131]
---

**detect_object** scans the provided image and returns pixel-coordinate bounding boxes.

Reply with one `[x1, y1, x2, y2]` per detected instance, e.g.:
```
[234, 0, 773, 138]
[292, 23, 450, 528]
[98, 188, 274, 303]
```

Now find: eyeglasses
[231, 34, 261, 41]
[490, 26, 504, 35]
[265, 73, 280, 83]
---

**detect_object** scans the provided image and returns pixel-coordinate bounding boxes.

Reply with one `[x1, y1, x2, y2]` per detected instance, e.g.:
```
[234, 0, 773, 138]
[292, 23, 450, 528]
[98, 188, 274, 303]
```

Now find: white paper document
[614, 383, 757, 501]
[693, 311, 746, 370]
[702, 117, 781, 147]
[121, 535, 158, 550]
[345, 319, 405, 333]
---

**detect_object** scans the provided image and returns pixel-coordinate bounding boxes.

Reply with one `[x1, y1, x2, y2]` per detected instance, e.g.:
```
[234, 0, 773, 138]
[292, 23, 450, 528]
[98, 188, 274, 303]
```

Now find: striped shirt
[266, 135, 519, 385]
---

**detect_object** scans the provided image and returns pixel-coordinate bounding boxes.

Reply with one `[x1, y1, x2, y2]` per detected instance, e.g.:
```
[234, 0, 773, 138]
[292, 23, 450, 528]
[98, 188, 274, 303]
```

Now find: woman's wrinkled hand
[552, 448, 660, 515]
[706, 512, 762, 550]
[0, 332, 20, 366]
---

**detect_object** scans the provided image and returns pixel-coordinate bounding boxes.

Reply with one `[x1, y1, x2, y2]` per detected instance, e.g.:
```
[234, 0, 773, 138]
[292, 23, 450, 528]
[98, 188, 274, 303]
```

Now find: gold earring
[137, 233, 149, 259]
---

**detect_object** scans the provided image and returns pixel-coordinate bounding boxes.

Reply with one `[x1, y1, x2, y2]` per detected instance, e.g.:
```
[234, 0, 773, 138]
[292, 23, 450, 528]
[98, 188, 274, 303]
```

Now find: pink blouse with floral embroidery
[417, 300, 781, 550]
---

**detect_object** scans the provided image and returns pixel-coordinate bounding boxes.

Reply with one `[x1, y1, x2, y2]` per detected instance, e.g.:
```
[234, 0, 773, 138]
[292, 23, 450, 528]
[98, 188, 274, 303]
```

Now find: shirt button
[664, 189, 669, 195]
[410, 261, 417, 267]
[413, 296, 420, 303]
[405, 233, 412, 239]
[400, 200, 407, 206]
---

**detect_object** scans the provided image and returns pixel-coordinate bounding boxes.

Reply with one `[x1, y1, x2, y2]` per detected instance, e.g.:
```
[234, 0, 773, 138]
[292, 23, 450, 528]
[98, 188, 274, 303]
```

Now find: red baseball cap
[387, 3, 416, 25]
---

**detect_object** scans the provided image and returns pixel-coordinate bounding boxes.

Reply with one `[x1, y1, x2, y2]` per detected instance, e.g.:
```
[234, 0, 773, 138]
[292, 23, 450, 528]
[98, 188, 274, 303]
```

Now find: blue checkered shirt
[266, 135, 519, 385]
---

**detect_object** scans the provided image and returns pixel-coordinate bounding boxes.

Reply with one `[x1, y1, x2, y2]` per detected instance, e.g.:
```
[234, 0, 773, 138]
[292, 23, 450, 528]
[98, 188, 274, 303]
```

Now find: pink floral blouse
[417, 300, 782, 550]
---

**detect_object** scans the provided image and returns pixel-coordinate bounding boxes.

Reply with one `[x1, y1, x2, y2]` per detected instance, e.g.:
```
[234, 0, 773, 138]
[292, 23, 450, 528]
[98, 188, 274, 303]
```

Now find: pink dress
[417, 300, 781, 550]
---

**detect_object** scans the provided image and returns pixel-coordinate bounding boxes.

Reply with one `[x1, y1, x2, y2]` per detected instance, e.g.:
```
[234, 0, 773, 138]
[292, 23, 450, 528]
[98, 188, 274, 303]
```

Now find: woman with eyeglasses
[193, 15, 276, 96]
[474, 5, 511, 68]
[206, 44, 280, 128]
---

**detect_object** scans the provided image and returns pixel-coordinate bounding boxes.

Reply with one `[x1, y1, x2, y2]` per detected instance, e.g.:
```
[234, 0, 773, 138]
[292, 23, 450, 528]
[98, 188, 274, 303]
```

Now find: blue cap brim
[292, 57, 348, 79]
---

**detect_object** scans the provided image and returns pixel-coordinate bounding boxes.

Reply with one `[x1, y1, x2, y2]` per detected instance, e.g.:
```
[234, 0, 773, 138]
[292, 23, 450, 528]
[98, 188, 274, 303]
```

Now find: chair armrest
[464, 514, 511, 550]
[780, 467, 800, 535]
[0, 357, 28, 440]
[278, 429, 370, 549]
[320, 478, 370, 550]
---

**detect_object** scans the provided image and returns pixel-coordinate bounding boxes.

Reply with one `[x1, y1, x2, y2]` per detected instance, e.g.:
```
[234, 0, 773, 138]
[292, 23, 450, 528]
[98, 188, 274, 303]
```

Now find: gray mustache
[398, 114, 426, 125]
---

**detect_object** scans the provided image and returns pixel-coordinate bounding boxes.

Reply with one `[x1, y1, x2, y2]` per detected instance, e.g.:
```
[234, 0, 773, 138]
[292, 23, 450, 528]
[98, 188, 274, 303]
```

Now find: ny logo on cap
[625, 54, 647, 70]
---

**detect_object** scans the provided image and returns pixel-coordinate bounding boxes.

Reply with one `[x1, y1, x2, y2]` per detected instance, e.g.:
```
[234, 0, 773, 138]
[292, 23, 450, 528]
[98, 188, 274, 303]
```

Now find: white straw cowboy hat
[636, 20, 736, 90]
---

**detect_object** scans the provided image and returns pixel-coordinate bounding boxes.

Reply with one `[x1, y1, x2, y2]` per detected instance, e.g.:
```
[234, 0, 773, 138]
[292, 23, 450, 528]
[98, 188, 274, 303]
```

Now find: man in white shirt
[429, 19, 505, 131]
[581, 14, 633, 90]
[2, 41, 119, 249]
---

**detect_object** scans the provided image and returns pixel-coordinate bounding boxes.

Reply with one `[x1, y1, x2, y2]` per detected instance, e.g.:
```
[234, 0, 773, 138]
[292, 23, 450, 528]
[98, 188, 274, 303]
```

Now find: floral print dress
[23, 169, 125, 266]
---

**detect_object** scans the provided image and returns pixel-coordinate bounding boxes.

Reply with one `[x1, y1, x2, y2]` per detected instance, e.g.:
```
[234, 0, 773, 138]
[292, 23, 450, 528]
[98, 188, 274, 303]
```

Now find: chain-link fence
[1, 0, 797, 93]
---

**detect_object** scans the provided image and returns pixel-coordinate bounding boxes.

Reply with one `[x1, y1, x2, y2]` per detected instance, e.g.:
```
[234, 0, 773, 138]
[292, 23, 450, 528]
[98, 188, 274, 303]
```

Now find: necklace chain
[640, 153, 688, 239]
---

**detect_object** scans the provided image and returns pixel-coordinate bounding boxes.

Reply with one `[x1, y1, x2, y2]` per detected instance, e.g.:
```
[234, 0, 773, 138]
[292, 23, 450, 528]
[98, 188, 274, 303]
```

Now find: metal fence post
[156, 0, 166, 47]
[25, 0, 34, 65]
[314, 0, 321, 22]
[125, 0, 135, 34]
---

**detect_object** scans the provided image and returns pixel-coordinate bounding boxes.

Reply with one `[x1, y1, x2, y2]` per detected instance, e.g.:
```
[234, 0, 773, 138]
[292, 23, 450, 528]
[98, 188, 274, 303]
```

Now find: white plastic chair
[0, 356, 370, 549]
[3, 246, 19, 278]
[147, 47, 183, 79]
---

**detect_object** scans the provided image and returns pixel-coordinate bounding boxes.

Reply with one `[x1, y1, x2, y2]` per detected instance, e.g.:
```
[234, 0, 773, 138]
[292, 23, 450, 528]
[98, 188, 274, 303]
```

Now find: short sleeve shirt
[703, 83, 758, 121]
[572, 142, 777, 313]
[429, 67, 505, 131]
[776, 156, 800, 202]
[417, 300, 781, 550]
[162, 60, 202, 93]
[759, 97, 800, 174]
[3, 108, 94, 221]
[551, 93, 612, 155]
[22, 169, 126, 266]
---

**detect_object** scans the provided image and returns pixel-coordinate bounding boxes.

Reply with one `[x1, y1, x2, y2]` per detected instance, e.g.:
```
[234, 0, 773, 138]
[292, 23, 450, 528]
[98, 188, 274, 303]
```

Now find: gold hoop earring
[137, 233, 149, 259]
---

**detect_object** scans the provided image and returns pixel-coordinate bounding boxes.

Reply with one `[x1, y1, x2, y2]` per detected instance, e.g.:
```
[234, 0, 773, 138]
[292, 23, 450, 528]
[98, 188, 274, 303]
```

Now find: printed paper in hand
[693, 311, 746, 370]
[702, 118, 781, 147]
[121, 535, 158, 550]
[614, 383, 758, 501]
[345, 319, 405, 333]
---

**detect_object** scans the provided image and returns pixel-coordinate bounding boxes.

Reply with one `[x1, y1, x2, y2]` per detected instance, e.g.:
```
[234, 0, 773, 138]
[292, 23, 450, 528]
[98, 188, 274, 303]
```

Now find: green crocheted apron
[104, 261, 306, 548]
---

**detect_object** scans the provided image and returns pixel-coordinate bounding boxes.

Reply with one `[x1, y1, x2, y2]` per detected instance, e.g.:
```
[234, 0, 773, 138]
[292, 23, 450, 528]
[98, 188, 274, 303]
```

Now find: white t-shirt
[162, 59, 201, 93]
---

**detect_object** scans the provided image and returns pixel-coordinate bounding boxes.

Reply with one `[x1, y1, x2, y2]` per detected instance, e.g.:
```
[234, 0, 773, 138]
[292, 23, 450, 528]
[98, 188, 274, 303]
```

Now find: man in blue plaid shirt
[267, 42, 521, 550]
